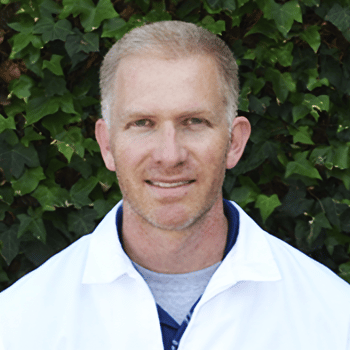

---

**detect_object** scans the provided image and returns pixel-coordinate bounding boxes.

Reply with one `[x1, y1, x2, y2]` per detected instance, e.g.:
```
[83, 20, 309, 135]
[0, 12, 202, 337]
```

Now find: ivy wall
[0, 0, 350, 291]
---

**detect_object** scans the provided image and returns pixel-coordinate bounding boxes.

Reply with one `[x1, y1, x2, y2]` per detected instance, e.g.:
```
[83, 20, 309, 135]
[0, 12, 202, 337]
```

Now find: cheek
[113, 141, 149, 172]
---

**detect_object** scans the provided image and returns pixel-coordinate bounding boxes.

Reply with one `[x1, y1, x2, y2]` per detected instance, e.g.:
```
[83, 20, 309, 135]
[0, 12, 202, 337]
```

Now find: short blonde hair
[100, 20, 239, 131]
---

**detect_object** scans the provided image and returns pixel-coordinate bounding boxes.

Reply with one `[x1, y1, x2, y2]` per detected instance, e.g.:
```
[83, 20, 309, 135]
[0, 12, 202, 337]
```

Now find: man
[0, 21, 349, 350]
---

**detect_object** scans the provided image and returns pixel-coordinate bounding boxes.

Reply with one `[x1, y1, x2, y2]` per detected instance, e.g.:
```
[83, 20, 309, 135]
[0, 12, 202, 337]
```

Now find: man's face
[99, 54, 237, 230]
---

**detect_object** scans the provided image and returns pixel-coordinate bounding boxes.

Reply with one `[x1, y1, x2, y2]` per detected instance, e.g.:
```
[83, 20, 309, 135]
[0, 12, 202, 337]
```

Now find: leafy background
[0, 0, 349, 291]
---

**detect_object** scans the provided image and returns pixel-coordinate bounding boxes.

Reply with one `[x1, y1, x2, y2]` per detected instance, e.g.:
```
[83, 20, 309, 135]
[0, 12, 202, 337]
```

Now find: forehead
[111, 53, 225, 120]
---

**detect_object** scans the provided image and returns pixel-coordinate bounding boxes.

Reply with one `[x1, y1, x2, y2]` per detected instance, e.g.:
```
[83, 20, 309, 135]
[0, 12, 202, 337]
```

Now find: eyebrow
[119, 109, 214, 122]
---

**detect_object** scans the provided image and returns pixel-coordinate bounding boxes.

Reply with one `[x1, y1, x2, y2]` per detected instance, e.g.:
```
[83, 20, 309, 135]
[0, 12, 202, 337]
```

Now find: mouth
[145, 180, 196, 188]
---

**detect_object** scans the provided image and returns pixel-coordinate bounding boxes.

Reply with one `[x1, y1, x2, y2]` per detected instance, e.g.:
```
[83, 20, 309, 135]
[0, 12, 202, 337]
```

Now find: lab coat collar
[82, 200, 138, 284]
[82, 200, 281, 286]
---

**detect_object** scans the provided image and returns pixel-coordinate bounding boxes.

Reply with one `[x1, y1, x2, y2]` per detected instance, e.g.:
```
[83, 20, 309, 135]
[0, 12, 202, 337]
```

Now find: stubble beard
[114, 145, 229, 232]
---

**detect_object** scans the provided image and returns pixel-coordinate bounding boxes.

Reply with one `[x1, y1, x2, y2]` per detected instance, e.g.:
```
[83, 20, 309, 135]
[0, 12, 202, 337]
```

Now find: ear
[95, 119, 116, 172]
[226, 116, 251, 169]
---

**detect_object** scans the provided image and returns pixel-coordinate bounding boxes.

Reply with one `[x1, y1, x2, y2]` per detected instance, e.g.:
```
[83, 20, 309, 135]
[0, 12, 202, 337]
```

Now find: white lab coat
[0, 200, 349, 350]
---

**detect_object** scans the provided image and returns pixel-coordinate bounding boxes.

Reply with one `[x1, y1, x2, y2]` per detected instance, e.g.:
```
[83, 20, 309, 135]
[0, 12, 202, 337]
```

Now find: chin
[143, 203, 213, 231]
[145, 215, 198, 231]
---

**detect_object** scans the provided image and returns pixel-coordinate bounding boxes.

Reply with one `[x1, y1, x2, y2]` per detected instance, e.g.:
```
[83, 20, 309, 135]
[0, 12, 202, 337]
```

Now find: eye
[133, 119, 154, 127]
[185, 117, 204, 126]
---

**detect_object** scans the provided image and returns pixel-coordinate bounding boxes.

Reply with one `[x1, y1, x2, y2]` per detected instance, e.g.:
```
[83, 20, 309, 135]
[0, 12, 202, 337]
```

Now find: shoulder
[232, 200, 350, 299]
[0, 234, 92, 309]
[268, 232, 349, 290]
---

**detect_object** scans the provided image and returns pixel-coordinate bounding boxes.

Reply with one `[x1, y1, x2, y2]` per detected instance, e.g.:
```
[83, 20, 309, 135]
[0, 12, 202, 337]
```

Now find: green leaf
[300, 0, 319, 6]
[33, 16, 54, 38]
[9, 32, 36, 57]
[42, 55, 64, 76]
[241, 73, 265, 95]
[60, 0, 119, 32]
[42, 112, 80, 137]
[144, 9, 172, 22]
[70, 176, 99, 208]
[11, 166, 46, 195]
[55, 126, 85, 160]
[25, 95, 60, 124]
[58, 93, 77, 114]
[67, 207, 98, 237]
[285, 152, 322, 180]
[20, 127, 45, 147]
[0, 266, 9, 282]
[0, 186, 14, 205]
[83, 138, 100, 155]
[205, 0, 236, 11]
[249, 95, 270, 115]
[325, 3, 350, 42]
[276, 0, 303, 36]
[280, 185, 313, 218]
[59, 0, 95, 19]
[0, 142, 40, 180]
[292, 104, 310, 122]
[265, 68, 296, 103]
[16, 1, 41, 18]
[32, 183, 70, 211]
[304, 94, 329, 112]
[313, 212, 332, 229]
[132, 0, 151, 12]
[22, 240, 54, 267]
[176, 0, 201, 18]
[4, 98, 26, 118]
[237, 0, 250, 5]
[41, 72, 68, 97]
[8, 15, 34, 33]
[8, 75, 35, 99]
[65, 29, 99, 57]
[329, 168, 350, 190]
[0, 114, 16, 134]
[230, 175, 261, 207]
[274, 42, 293, 67]
[306, 68, 329, 91]
[255, 194, 281, 223]
[101, 17, 127, 38]
[68, 154, 92, 179]
[292, 94, 329, 122]
[300, 25, 321, 53]
[230, 185, 258, 208]
[245, 18, 281, 42]
[0, 226, 20, 265]
[39, 0, 63, 16]
[96, 167, 116, 191]
[50, 19, 74, 41]
[289, 126, 314, 145]
[17, 211, 46, 243]
[339, 261, 350, 284]
[198, 16, 226, 35]
[93, 198, 116, 219]
[34, 17, 73, 43]
[54, 141, 74, 162]
[238, 84, 251, 112]
[257, 0, 302, 37]
[331, 143, 350, 170]
[0, 202, 8, 221]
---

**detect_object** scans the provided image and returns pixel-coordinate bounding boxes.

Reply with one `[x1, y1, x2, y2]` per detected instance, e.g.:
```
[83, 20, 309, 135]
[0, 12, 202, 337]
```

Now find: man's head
[96, 21, 250, 231]
[100, 20, 240, 133]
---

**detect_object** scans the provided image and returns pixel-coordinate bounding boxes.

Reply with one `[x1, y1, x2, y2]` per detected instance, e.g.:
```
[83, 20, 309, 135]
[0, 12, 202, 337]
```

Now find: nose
[152, 122, 188, 167]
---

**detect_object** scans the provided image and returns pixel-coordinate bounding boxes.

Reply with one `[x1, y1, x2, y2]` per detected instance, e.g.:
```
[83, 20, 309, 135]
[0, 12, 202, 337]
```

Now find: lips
[145, 180, 195, 188]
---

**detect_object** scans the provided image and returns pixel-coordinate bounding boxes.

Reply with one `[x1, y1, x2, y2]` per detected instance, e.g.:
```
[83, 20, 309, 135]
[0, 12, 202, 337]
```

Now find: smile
[146, 180, 195, 188]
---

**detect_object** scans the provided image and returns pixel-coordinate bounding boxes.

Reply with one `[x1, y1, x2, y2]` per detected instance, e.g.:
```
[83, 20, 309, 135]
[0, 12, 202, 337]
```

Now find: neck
[121, 199, 228, 274]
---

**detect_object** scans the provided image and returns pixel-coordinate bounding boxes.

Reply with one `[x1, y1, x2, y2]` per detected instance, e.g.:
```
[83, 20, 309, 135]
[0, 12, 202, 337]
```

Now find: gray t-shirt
[132, 260, 221, 325]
